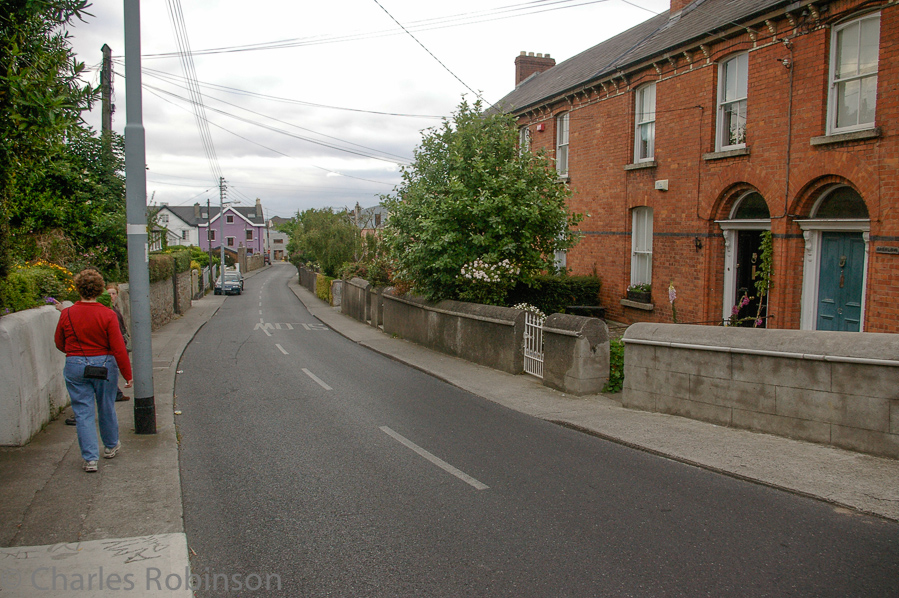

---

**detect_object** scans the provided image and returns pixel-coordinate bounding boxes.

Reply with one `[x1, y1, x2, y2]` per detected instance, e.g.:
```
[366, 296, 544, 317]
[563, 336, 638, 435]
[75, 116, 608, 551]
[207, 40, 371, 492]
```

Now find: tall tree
[289, 208, 359, 278]
[382, 98, 582, 303]
[0, 0, 97, 280]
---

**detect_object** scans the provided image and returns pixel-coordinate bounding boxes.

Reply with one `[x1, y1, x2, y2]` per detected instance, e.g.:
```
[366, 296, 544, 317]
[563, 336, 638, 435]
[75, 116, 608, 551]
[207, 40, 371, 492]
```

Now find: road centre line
[302, 368, 332, 390]
[275, 344, 288, 355]
[379, 426, 489, 491]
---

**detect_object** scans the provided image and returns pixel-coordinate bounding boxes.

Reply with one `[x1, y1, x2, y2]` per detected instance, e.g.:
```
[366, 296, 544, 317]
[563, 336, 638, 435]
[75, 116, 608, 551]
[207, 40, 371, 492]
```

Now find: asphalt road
[176, 263, 898, 597]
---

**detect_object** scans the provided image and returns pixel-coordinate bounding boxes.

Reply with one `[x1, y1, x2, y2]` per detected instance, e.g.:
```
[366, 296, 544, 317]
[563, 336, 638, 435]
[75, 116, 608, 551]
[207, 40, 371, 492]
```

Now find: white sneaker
[104, 441, 121, 459]
[83, 460, 98, 472]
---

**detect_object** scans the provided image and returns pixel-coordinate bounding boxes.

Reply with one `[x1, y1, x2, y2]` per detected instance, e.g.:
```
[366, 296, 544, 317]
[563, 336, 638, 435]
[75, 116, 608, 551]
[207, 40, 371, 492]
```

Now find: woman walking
[106, 283, 130, 402]
[55, 269, 133, 472]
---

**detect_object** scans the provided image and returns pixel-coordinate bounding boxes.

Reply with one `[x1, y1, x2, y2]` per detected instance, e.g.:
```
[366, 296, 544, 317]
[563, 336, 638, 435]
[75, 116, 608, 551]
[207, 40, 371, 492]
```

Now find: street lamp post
[124, 0, 156, 434]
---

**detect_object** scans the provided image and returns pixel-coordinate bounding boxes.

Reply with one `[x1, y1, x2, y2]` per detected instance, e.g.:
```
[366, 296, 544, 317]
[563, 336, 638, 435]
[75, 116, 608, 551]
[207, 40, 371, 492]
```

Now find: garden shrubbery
[149, 254, 175, 284]
[0, 261, 78, 315]
[316, 274, 334, 304]
[507, 275, 602, 316]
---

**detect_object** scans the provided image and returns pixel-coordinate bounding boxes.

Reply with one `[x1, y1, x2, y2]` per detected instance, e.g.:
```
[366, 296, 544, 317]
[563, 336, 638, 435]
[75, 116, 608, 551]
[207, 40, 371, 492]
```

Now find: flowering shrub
[512, 303, 546, 319]
[457, 258, 520, 306]
[0, 261, 76, 315]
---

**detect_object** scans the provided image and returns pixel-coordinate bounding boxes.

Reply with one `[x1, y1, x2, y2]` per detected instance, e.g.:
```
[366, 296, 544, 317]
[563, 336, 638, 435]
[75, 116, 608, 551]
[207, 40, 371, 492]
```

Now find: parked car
[215, 271, 243, 295]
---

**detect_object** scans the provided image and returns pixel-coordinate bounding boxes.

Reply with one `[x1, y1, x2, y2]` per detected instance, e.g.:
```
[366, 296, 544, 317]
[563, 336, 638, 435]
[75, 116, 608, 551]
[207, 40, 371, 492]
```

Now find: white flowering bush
[457, 258, 520, 305]
[511, 302, 546, 319]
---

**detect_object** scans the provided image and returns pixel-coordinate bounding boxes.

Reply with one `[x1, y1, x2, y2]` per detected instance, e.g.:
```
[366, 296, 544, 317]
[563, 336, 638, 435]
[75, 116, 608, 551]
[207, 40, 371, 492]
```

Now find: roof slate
[162, 205, 264, 227]
[495, 0, 790, 114]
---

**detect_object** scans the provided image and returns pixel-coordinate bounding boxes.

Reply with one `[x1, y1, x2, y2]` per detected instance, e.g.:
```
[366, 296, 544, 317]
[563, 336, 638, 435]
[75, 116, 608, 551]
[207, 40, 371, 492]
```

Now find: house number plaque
[875, 246, 899, 255]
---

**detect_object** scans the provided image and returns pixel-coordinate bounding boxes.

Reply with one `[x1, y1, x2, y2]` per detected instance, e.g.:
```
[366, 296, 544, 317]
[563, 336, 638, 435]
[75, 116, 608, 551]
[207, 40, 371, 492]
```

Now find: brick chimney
[194, 202, 200, 220]
[515, 51, 555, 86]
[255, 197, 263, 218]
[670, 0, 693, 14]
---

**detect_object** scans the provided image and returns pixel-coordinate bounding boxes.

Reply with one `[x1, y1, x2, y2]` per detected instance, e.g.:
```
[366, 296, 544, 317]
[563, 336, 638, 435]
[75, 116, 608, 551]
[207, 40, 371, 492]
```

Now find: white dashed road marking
[302, 368, 332, 390]
[379, 426, 489, 491]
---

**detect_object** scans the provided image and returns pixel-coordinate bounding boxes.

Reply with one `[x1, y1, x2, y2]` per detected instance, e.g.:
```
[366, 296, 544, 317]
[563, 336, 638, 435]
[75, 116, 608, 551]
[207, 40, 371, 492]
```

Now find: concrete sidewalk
[288, 278, 899, 522]
[0, 287, 227, 597]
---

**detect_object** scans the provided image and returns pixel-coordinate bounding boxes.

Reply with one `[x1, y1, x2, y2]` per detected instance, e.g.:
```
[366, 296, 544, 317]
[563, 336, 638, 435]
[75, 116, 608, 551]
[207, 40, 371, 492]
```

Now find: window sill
[810, 127, 881, 146]
[703, 147, 750, 161]
[620, 298, 654, 311]
[624, 161, 657, 171]
[555, 176, 570, 184]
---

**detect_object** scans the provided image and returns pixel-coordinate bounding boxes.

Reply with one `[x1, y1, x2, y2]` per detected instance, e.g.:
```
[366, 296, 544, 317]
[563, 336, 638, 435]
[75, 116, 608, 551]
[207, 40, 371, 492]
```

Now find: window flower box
[627, 290, 651, 303]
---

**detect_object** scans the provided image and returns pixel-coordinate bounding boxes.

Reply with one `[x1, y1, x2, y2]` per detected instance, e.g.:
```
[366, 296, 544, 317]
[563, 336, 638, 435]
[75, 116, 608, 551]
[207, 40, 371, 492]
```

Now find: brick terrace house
[497, 0, 898, 332]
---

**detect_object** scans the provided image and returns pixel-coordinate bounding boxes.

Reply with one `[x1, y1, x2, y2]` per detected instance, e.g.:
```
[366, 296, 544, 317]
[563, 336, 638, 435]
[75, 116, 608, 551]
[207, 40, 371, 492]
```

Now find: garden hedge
[507, 275, 602, 316]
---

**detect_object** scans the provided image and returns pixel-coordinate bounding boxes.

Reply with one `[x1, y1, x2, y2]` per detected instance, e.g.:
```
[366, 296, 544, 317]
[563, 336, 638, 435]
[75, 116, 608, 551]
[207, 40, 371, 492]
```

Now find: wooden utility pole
[101, 44, 114, 142]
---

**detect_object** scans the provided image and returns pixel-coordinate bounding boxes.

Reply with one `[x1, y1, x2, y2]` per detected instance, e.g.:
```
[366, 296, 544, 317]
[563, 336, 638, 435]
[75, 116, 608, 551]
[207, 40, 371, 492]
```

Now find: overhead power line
[135, 77, 409, 165]
[142, 86, 399, 187]
[140, 0, 658, 59]
[118, 62, 443, 119]
[164, 0, 222, 183]
[371, 0, 479, 98]
[131, 67, 412, 162]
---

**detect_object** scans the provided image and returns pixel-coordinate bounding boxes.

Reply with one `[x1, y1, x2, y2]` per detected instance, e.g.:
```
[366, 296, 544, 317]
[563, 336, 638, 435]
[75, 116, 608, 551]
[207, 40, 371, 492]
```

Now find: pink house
[197, 198, 266, 256]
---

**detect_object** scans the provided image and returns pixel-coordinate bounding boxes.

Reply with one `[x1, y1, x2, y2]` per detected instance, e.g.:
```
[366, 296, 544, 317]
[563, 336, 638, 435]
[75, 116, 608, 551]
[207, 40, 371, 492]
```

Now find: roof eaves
[506, 0, 795, 116]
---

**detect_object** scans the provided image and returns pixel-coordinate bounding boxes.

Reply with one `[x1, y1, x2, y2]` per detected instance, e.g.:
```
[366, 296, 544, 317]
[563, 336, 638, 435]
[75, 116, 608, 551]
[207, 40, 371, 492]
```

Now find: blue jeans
[63, 355, 120, 462]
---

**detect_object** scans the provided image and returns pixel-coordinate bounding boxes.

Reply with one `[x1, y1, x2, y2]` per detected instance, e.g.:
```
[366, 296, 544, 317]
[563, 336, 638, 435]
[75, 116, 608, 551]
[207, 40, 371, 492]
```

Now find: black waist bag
[83, 365, 109, 380]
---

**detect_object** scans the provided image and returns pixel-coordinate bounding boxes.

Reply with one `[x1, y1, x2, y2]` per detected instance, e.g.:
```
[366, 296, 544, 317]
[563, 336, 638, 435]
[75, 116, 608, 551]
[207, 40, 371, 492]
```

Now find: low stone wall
[173, 269, 192, 316]
[298, 265, 317, 294]
[0, 306, 69, 446]
[543, 314, 610, 396]
[246, 253, 263, 272]
[382, 291, 524, 374]
[342, 278, 370, 322]
[150, 276, 175, 330]
[330, 279, 343, 307]
[369, 286, 385, 328]
[622, 323, 899, 458]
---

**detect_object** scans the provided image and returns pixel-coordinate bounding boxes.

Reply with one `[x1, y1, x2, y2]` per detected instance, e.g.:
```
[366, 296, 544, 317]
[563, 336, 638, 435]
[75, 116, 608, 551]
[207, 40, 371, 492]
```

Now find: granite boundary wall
[622, 323, 899, 458]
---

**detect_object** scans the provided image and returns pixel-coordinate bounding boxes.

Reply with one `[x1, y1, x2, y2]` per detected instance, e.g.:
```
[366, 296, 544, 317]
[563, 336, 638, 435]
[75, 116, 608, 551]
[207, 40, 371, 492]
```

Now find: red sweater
[55, 301, 133, 381]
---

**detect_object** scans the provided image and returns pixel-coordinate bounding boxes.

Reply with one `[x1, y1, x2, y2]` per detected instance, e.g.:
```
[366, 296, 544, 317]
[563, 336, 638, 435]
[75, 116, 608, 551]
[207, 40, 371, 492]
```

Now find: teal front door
[816, 232, 865, 331]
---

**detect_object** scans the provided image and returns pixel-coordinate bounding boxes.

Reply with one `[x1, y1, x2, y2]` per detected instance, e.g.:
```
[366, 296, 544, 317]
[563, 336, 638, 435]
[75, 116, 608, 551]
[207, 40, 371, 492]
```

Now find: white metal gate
[523, 311, 545, 378]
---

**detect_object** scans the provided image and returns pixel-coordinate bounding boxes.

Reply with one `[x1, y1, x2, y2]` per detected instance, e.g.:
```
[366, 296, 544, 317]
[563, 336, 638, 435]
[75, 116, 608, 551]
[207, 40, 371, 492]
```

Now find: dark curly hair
[74, 269, 105, 300]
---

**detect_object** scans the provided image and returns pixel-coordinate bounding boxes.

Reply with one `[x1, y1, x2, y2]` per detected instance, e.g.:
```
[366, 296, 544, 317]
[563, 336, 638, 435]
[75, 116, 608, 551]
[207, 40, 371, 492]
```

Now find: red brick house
[497, 0, 898, 332]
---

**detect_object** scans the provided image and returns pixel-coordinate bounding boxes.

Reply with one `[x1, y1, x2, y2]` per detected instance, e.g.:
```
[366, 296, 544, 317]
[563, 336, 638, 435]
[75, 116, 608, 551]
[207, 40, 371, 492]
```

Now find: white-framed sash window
[634, 84, 656, 162]
[717, 53, 748, 150]
[631, 207, 653, 285]
[828, 13, 880, 134]
[556, 113, 569, 176]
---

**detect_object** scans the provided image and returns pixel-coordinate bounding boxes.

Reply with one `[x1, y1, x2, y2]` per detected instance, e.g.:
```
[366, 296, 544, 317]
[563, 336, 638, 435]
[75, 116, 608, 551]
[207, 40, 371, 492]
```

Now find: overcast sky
[67, 0, 670, 219]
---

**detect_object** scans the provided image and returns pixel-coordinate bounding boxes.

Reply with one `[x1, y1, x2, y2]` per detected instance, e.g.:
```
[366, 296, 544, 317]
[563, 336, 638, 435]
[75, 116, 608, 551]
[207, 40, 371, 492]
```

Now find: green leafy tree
[382, 98, 582, 303]
[9, 128, 127, 278]
[0, 0, 97, 283]
[289, 207, 359, 277]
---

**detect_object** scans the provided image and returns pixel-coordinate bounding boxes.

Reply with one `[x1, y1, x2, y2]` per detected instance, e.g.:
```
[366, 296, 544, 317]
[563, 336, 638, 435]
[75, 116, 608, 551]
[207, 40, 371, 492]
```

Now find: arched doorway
[716, 190, 771, 325]
[796, 185, 870, 331]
